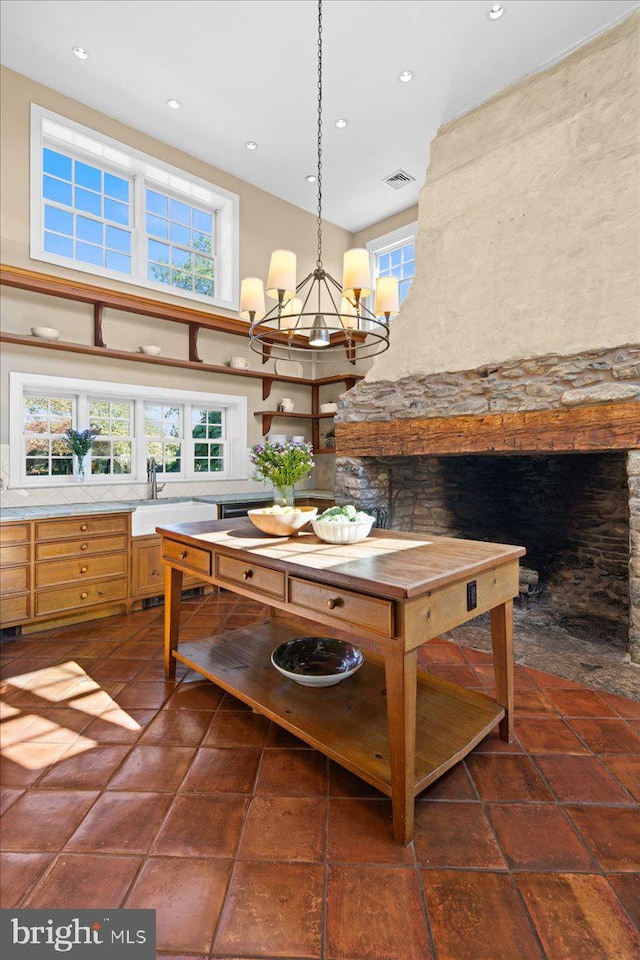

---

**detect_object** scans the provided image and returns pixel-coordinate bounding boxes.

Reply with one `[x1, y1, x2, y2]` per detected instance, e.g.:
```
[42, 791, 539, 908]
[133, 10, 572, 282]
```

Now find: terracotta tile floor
[1, 592, 639, 959]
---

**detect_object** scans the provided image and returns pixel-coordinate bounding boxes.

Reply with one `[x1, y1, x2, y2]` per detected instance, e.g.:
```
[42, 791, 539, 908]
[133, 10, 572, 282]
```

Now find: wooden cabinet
[0, 522, 31, 626]
[132, 534, 206, 600]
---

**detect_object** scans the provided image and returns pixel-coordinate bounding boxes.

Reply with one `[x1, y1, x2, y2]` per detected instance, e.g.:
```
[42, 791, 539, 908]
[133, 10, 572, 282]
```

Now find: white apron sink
[131, 500, 216, 537]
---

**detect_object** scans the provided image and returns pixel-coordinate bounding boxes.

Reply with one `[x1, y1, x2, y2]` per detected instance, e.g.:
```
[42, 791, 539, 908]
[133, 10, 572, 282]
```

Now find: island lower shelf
[174, 618, 504, 796]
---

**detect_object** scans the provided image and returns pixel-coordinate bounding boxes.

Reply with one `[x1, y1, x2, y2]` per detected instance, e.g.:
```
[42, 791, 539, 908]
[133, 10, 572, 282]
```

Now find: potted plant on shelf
[249, 439, 314, 506]
[64, 428, 99, 482]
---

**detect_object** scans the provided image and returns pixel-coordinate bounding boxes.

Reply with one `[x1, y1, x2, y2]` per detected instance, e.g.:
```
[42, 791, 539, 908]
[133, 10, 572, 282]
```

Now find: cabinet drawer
[36, 552, 128, 589]
[36, 534, 128, 561]
[0, 565, 30, 597]
[216, 554, 285, 600]
[162, 539, 211, 576]
[0, 544, 30, 566]
[0, 523, 30, 545]
[35, 514, 129, 542]
[35, 577, 128, 617]
[0, 593, 30, 625]
[289, 576, 395, 637]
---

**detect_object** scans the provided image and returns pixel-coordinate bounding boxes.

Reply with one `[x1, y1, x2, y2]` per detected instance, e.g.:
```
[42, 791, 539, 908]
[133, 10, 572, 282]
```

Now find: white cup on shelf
[227, 356, 250, 369]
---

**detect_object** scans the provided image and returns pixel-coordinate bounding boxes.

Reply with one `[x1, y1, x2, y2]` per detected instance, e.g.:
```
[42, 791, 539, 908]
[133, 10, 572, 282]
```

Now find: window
[366, 221, 418, 307]
[10, 373, 247, 487]
[31, 105, 239, 310]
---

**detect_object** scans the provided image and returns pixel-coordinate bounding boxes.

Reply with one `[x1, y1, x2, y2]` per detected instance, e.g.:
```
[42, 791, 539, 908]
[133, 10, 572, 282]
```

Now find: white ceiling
[1, 0, 637, 232]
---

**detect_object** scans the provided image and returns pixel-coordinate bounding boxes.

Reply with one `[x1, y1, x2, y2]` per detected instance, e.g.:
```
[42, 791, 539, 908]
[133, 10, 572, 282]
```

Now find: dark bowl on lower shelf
[271, 637, 364, 687]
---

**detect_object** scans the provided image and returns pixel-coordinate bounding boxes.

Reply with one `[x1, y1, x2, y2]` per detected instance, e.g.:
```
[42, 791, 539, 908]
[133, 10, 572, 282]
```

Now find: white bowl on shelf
[139, 345, 162, 356]
[320, 402, 338, 413]
[31, 326, 60, 341]
[312, 515, 374, 544]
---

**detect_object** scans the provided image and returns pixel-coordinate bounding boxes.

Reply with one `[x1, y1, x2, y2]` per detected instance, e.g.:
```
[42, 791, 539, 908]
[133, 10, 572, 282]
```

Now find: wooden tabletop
[157, 518, 525, 599]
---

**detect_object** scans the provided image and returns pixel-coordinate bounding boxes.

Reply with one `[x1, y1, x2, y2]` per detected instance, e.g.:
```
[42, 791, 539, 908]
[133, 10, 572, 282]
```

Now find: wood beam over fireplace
[335, 402, 640, 458]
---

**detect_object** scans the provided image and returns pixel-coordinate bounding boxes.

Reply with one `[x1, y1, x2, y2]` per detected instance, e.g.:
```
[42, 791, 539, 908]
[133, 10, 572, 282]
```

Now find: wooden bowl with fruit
[247, 504, 318, 537]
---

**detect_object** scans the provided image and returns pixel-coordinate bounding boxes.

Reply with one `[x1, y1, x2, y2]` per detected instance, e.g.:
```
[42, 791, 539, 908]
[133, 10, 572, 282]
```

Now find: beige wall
[352, 205, 419, 249]
[368, 14, 640, 382]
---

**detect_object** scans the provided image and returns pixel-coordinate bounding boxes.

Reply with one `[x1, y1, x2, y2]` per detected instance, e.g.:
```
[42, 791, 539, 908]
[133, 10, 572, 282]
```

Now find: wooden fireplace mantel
[335, 401, 640, 458]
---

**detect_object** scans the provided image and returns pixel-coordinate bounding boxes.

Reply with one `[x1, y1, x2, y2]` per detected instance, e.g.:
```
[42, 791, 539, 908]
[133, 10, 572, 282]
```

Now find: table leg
[490, 598, 514, 742]
[384, 648, 418, 845]
[164, 564, 184, 679]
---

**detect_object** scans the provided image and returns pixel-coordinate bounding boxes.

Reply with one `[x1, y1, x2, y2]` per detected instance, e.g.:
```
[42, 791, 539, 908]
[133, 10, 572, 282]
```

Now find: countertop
[0, 489, 334, 522]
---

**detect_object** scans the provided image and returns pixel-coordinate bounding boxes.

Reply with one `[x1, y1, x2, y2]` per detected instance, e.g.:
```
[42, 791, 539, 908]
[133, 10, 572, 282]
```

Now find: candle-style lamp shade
[266, 250, 296, 301]
[240, 277, 266, 320]
[342, 248, 372, 299]
[374, 276, 400, 318]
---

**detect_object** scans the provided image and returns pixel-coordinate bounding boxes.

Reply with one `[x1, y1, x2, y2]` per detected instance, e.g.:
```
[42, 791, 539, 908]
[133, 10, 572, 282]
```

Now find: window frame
[9, 372, 248, 488]
[366, 220, 418, 309]
[30, 104, 239, 311]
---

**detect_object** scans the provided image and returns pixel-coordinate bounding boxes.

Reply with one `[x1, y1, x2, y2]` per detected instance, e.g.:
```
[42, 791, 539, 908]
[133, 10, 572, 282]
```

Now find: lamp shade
[342, 248, 372, 297]
[280, 297, 303, 330]
[240, 277, 266, 320]
[340, 296, 358, 330]
[374, 276, 400, 317]
[267, 250, 296, 300]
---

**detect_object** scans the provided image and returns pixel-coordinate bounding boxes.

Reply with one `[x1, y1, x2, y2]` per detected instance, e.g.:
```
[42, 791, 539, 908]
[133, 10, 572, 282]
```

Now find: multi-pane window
[23, 396, 73, 478]
[89, 400, 134, 476]
[192, 408, 225, 473]
[32, 107, 239, 310]
[42, 147, 132, 274]
[144, 404, 182, 474]
[377, 241, 415, 305]
[146, 189, 215, 297]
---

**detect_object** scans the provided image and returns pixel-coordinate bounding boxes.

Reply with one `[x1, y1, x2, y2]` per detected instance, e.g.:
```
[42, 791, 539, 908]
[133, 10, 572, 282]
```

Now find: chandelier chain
[316, 0, 323, 269]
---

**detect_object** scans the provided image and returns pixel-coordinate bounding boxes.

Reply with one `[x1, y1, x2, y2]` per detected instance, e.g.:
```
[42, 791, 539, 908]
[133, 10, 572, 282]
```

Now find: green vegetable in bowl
[317, 504, 374, 523]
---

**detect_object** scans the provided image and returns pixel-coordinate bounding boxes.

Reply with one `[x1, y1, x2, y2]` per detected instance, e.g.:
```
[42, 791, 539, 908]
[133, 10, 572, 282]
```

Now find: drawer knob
[327, 597, 343, 610]
[80, 566, 88, 573]
[180, 550, 188, 560]
[152, 569, 160, 577]
[80, 591, 88, 599]
[80, 543, 88, 551]
[242, 569, 254, 580]
[80, 524, 88, 532]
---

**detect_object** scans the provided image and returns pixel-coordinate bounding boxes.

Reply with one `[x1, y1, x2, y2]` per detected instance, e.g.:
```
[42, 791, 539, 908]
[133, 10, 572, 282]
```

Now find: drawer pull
[152, 569, 160, 577]
[180, 550, 188, 560]
[80, 591, 88, 599]
[242, 569, 254, 580]
[80, 566, 88, 573]
[80, 524, 88, 532]
[327, 597, 343, 610]
[80, 543, 88, 551]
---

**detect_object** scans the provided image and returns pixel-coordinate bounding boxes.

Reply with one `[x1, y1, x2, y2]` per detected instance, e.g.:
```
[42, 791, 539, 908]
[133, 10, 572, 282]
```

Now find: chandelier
[240, 0, 398, 363]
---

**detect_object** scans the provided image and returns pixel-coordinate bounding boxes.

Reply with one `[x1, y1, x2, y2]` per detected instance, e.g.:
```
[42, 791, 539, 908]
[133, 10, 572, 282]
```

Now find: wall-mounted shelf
[254, 410, 335, 436]
[0, 265, 362, 404]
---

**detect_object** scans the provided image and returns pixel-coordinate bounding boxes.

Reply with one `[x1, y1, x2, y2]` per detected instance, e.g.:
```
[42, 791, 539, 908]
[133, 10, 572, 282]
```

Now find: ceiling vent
[383, 169, 416, 190]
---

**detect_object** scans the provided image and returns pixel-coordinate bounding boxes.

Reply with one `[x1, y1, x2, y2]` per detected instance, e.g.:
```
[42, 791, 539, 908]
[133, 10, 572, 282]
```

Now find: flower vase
[274, 485, 295, 507]
[75, 455, 88, 483]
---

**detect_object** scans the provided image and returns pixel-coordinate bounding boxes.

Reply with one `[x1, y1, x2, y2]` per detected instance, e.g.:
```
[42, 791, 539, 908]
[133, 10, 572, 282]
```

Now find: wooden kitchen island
[159, 518, 525, 844]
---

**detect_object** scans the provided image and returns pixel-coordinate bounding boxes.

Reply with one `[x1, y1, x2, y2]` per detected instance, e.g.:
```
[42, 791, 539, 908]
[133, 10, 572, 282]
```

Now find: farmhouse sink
[131, 500, 216, 537]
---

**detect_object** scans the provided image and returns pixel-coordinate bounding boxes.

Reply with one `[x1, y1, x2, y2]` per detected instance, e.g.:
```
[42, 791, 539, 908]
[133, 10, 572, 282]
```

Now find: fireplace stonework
[334, 345, 640, 662]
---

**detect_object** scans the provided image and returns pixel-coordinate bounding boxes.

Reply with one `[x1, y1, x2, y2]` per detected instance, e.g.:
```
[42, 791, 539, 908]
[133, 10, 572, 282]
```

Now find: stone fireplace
[335, 345, 640, 664]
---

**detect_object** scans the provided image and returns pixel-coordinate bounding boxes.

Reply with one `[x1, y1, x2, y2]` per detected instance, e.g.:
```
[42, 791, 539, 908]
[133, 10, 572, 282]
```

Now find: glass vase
[75, 454, 88, 483]
[274, 484, 295, 507]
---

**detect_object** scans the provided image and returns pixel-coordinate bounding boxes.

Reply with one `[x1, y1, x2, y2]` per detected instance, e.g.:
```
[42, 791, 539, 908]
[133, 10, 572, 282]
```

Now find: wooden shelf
[175, 619, 504, 797]
[254, 409, 335, 435]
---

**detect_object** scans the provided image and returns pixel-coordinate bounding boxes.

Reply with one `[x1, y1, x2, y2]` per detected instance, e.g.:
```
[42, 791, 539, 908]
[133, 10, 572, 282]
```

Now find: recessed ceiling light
[166, 98, 182, 110]
[335, 118, 349, 129]
[488, 4, 504, 20]
[72, 46, 89, 60]
[245, 141, 258, 150]
[398, 70, 414, 83]
[305, 174, 316, 183]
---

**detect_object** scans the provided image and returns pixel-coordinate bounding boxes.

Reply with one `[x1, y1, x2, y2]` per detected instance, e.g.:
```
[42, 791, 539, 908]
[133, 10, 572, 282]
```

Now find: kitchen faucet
[147, 457, 165, 500]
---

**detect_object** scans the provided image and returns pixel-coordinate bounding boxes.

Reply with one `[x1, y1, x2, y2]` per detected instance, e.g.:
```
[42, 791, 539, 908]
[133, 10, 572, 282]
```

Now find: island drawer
[35, 577, 128, 617]
[35, 552, 128, 589]
[162, 539, 211, 575]
[35, 514, 129, 542]
[216, 554, 285, 600]
[288, 577, 395, 637]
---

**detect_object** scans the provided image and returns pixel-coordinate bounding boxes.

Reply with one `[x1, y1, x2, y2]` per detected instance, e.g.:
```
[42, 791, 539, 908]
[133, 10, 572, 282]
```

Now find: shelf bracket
[188, 324, 203, 363]
[93, 302, 106, 348]
[344, 341, 356, 366]
[343, 377, 357, 391]
[262, 377, 275, 402]
[260, 413, 274, 435]
[261, 343, 273, 365]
